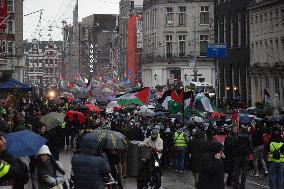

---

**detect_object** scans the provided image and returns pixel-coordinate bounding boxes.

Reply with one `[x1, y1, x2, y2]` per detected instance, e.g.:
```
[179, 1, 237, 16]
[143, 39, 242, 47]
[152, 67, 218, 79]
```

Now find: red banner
[127, 15, 138, 85]
[0, 0, 8, 29]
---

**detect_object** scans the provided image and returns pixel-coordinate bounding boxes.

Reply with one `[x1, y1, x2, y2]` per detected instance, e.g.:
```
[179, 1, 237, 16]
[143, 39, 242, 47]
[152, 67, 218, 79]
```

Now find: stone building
[249, 0, 284, 109]
[142, 0, 215, 88]
[214, 0, 250, 103]
[24, 39, 63, 87]
[0, 0, 25, 82]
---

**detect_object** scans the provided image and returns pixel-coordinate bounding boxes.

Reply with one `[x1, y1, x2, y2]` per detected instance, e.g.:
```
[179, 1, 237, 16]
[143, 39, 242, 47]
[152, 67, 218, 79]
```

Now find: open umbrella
[49, 99, 64, 105]
[72, 104, 89, 112]
[91, 129, 128, 149]
[137, 108, 156, 117]
[66, 110, 86, 124]
[6, 130, 47, 157]
[40, 112, 65, 130]
[239, 114, 251, 125]
[85, 104, 102, 113]
[62, 92, 75, 98]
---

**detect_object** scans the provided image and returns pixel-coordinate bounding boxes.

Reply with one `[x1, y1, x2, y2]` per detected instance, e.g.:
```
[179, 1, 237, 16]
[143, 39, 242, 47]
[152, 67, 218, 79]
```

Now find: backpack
[271, 143, 281, 160]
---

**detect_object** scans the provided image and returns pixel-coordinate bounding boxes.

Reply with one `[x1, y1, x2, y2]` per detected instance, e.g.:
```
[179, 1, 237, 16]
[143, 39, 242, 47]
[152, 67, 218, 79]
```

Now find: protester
[188, 131, 208, 187]
[71, 133, 110, 189]
[31, 145, 66, 189]
[251, 124, 268, 177]
[268, 128, 284, 189]
[233, 126, 252, 189]
[0, 132, 29, 189]
[198, 141, 225, 189]
[138, 129, 163, 158]
[223, 126, 238, 186]
[173, 124, 188, 173]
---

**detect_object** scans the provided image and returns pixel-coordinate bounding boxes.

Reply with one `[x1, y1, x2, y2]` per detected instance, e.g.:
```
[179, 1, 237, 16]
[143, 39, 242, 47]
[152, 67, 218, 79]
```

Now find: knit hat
[208, 141, 223, 154]
[37, 145, 52, 156]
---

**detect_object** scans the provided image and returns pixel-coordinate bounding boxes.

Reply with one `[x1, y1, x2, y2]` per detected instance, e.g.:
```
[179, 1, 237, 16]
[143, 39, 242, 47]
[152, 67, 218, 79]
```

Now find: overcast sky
[23, 0, 120, 41]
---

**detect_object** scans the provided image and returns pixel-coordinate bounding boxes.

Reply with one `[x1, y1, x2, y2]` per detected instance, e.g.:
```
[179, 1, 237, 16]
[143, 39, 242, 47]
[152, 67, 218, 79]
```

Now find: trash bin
[126, 141, 140, 177]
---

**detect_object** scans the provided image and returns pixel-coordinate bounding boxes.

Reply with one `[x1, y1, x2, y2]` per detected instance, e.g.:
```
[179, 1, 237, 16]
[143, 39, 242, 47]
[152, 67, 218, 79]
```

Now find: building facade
[142, 0, 215, 88]
[249, 0, 284, 109]
[118, 0, 143, 78]
[81, 14, 117, 78]
[24, 39, 63, 87]
[214, 0, 250, 104]
[0, 0, 25, 82]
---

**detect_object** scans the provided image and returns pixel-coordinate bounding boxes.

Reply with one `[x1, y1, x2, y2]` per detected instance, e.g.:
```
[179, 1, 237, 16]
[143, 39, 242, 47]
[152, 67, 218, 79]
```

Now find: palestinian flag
[116, 87, 150, 106]
[159, 90, 183, 114]
[194, 93, 214, 112]
[184, 91, 194, 115]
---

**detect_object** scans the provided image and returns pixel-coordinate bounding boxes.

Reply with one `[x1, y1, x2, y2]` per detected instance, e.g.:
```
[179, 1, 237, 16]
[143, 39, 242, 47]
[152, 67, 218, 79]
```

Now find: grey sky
[23, 0, 120, 41]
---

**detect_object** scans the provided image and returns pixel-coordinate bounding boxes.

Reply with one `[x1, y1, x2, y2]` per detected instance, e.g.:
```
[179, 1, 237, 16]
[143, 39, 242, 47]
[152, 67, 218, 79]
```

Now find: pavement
[24, 150, 269, 189]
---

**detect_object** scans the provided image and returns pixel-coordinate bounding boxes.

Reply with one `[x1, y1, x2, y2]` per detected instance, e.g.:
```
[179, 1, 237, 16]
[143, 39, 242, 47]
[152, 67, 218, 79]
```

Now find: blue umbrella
[239, 114, 251, 125]
[6, 130, 47, 157]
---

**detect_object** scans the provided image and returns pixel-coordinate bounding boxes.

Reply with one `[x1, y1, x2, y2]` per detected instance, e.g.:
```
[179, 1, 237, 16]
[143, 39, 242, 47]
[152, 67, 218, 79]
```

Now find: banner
[0, 0, 8, 29]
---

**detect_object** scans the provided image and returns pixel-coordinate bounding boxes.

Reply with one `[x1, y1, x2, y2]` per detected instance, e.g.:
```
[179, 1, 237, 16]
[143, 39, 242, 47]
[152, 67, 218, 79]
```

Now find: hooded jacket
[71, 133, 110, 189]
[198, 141, 225, 189]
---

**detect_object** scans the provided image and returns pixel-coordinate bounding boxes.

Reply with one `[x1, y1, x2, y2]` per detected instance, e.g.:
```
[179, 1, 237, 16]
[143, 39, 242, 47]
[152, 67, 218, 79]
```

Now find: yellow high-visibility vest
[0, 161, 10, 178]
[268, 142, 284, 163]
[174, 132, 187, 148]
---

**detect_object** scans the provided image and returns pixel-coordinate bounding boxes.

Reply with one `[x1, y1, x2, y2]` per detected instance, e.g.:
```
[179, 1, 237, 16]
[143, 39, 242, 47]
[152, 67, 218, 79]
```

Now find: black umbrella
[72, 104, 88, 112]
[91, 129, 128, 150]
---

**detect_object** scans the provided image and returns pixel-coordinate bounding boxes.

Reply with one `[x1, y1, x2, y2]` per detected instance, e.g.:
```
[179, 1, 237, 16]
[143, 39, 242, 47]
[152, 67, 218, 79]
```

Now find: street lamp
[226, 86, 230, 91]
[234, 86, 238, 91]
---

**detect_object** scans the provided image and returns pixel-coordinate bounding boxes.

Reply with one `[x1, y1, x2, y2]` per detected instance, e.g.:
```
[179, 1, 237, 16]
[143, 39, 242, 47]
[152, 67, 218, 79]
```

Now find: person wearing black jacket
[198, 141, 225, 189]
[223, 127, 238, 186]
[0, 132, 29, 189]
[233, 126, 252, 189]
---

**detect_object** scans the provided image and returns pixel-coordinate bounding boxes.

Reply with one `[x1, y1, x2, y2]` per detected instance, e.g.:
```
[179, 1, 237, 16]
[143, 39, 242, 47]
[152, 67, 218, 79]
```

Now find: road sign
[207, 43, 227, 58]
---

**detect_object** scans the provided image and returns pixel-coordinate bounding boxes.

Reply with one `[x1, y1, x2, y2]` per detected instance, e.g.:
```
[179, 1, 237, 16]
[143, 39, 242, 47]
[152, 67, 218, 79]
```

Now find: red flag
[232, 111, 239, 129]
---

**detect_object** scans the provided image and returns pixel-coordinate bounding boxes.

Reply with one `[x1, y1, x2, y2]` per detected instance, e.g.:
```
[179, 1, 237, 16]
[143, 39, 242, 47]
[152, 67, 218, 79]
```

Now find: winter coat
[71, 133, 110, 189]
[0, 150, 29, 189]
[188, 138, 208, 173]
[251, 127, 264, 147]
[223, 134, 237, 173]
[198, 153, 225, 189]
[31, 158, 65, 189]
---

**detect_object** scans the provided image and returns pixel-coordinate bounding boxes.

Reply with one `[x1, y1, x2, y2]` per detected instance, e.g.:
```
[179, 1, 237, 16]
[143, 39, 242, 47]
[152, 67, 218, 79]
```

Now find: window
[265, 77, 269, 89]
[7, 0, 14, 13]
[200, 6, 209, 25]
[274, 77, 279, 92]
[237, 12, 241, 47]
[199, 78, 205, 82]
[200, 35, 209, 56]
[179, 35, 186, 57]
[165, 35, 173, 58]
[230, 16, 234, 48]
[223, 15, 226, 43]
[179, 7, 186, 25]
[7, 41, 15, 54]
[166, 7, 174, 25]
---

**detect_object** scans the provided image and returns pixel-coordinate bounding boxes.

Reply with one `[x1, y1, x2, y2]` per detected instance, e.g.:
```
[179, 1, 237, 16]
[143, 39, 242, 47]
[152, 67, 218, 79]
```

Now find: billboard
[0, 0, 8, 29]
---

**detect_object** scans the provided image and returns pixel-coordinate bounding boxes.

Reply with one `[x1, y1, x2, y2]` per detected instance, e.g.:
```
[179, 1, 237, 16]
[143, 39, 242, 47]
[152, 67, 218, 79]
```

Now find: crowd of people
[0, 95, 282, 189]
